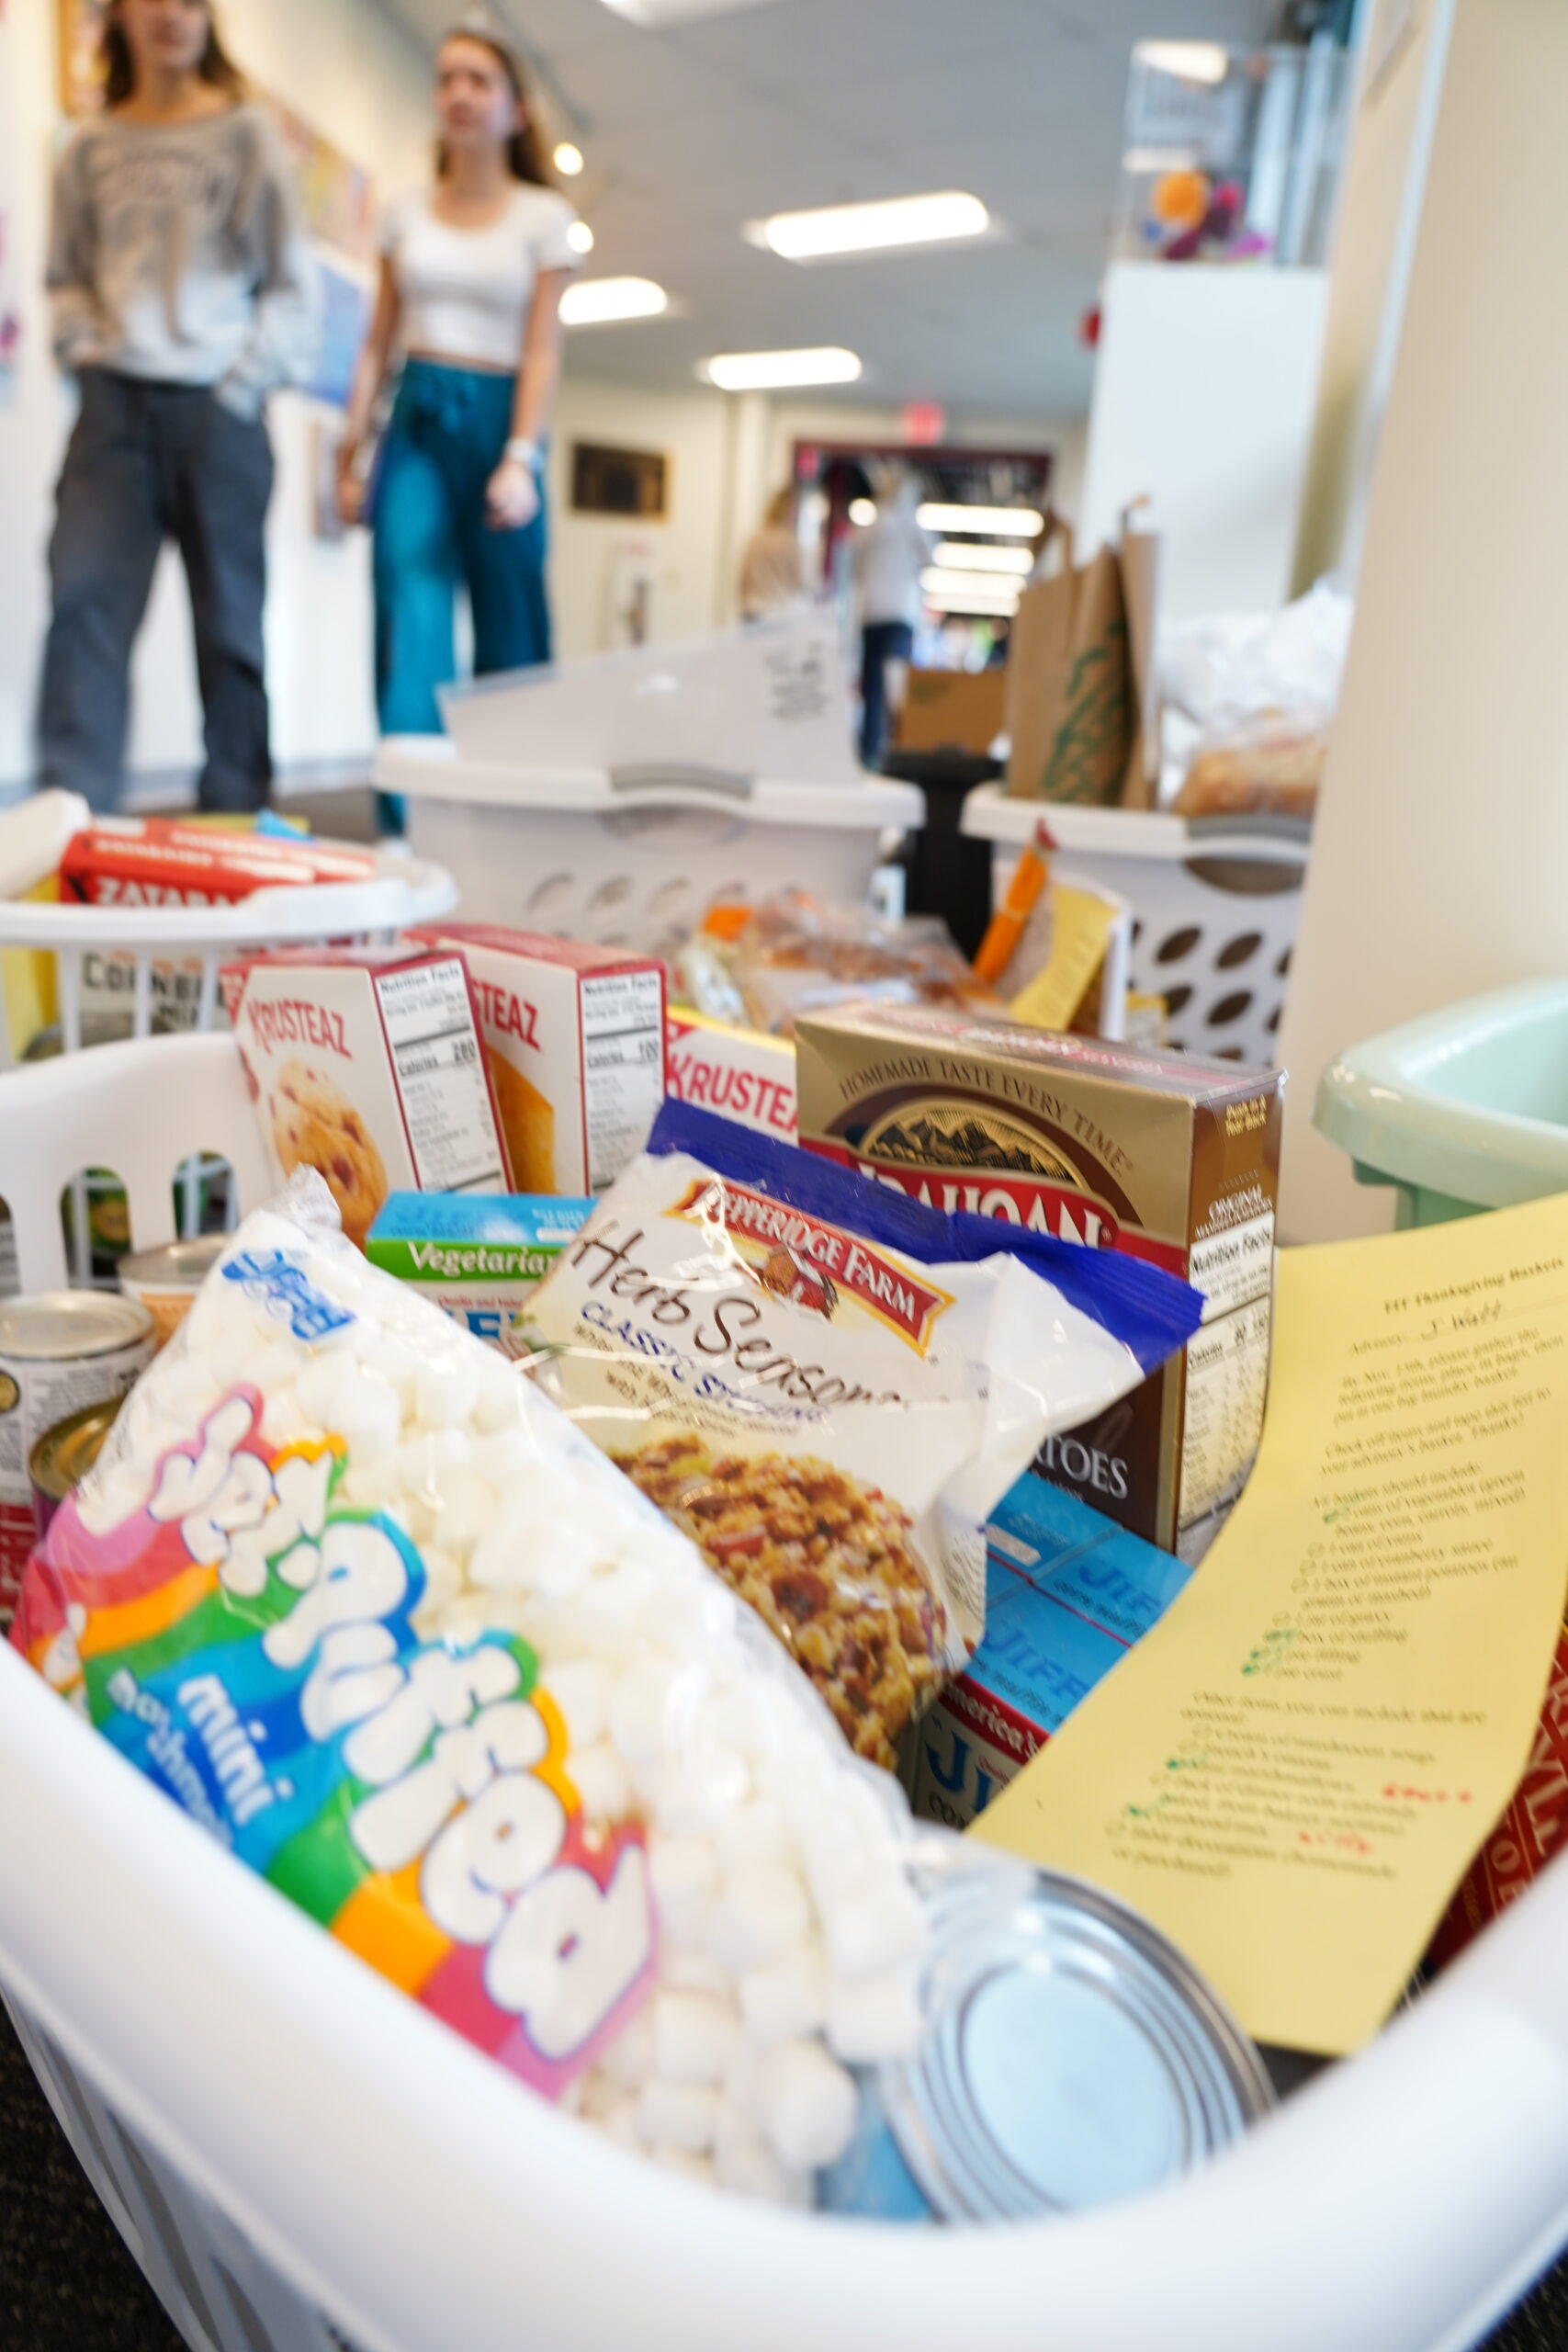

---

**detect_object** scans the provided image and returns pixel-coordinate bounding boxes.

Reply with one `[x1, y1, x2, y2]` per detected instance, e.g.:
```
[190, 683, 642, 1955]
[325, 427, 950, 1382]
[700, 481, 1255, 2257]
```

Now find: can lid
[29, 1395, 124, 1502]
[881, 1867, 1273, 2222]
[0, 1291, 155, 1360]
[119, 1234, 226, 1288]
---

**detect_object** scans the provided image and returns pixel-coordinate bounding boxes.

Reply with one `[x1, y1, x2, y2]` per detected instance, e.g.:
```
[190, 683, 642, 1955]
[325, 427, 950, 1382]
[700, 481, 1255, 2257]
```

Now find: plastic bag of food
[523, 1099, 1203, 1768]
[5, 1174, 999, 2199]
[730, 893, 1001, 1036]
[1174, 715, 1326, 820]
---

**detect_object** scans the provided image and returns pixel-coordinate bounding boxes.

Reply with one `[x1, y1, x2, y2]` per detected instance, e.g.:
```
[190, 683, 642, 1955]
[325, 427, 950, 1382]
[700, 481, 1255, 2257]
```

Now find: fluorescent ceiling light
[1134, 40, 1230, 85]
[921, 568, 1021, 610]
[554, 142, 585, 177]
[559, 276, 668, 325]
[702, 346, 862, 391]
[849, 499, 876, 526]
[567, 220, 595, 254]
[917, 503, 1043, 537]
[934, 541, 1034, 575]
[925, 589, 1021, 617]
[757, 191, 987, 262]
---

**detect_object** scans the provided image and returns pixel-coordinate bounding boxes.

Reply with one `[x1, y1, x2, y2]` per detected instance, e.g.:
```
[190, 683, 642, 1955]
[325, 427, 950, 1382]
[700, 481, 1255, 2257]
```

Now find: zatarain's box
[412, 924, 666, 1196]
[795, 1000, 1282, 1559]
[367, 1192, 592, 1355]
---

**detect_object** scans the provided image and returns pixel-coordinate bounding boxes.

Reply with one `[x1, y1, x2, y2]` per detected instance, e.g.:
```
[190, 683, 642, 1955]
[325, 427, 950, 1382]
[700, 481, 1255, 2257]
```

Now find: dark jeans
[859, 618, 914, 769]
[39, 369, 276, 814]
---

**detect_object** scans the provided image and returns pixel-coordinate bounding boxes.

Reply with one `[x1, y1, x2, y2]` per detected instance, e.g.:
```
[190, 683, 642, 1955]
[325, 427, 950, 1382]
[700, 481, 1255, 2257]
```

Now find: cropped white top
[381, 183, 580, 368]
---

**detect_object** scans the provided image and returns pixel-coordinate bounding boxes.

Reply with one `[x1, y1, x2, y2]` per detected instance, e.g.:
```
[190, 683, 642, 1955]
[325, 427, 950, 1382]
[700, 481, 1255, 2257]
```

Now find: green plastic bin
[1314, 980, 1568, 1226]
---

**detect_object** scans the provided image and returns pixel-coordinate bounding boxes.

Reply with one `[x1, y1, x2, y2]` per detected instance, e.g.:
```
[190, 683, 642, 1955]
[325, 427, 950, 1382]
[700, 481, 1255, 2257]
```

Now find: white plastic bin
[7, 1041, 1568, 2352]
[961, 787, 1308, 1067]
[376, 738, 924, 958]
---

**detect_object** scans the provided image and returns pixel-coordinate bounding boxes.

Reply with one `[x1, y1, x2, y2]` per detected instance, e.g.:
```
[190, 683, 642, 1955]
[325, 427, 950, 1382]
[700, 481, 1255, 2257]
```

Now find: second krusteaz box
[794, 1002, 1282, 1561]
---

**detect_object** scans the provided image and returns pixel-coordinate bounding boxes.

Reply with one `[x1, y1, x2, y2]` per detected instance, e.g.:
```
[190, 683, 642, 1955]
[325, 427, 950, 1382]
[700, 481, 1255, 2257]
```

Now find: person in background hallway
[39, 0, 317, 814]
[339, 26, 579, 833]
[852, 471, 933, 769]
[739, 485, 807, 621]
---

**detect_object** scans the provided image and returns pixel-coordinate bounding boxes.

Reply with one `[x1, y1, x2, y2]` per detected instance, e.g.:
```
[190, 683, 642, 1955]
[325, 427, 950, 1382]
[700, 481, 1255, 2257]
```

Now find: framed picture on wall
[56, 0, 108, 117]
[571, 443, 669, 520]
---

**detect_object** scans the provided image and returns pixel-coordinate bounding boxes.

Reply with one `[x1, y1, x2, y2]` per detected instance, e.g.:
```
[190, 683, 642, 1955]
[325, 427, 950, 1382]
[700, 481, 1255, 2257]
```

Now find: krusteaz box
[795, 1001, 1282, 1560]
[908, 1477, 1190, 1832]
[367, 1193, 592, 1357]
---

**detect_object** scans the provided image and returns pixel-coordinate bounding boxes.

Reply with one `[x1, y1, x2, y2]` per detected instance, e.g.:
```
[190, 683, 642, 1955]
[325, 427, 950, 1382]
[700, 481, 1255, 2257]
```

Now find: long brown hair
[101, 1, 244, 108]
[437, 28, 553, 187]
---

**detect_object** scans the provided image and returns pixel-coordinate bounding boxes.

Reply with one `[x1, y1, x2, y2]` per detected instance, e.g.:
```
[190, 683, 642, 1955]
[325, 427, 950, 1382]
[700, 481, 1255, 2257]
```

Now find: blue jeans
[373, 359, 552, 826]
[859, 619, 913, 769]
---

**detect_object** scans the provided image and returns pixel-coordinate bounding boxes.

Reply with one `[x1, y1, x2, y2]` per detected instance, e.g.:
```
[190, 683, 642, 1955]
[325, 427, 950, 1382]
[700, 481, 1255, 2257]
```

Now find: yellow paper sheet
[974, 1193, 1568, 2053]
[1009, 883, 1118, 1033]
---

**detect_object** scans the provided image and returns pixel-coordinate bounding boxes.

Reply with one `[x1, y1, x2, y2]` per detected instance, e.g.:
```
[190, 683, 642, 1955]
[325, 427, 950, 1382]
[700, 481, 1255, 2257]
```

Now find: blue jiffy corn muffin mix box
[367, 1193, 592, 1356]
[909, 1476, 1191, 1830]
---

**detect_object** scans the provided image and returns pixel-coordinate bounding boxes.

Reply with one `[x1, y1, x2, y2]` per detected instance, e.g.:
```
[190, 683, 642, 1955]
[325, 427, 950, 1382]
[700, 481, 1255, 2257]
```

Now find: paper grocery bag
[1006, 520, 1161, 808]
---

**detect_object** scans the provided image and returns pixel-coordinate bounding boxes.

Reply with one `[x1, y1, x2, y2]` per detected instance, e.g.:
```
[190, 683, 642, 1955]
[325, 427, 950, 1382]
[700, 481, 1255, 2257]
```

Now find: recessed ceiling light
[917, 503, 1043, 537]
[559, 276, 668, 325]
[701, 347, 862, 391]
[755, 191, 988, 263]
[1134, 40, 1230, 85]
[849, 499, 876, 526]
[566, 220, 595, 254]
[554, 142, 585, 176]
[933, 541, 1034, 575]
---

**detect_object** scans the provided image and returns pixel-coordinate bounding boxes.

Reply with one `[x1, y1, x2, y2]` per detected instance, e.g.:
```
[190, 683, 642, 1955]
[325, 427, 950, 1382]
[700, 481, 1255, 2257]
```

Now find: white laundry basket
[961, 787, 1308, 1067]
[5, 1033, 1568, 2352]
[0, 791, 459, 1070]
[376, 739, 923, 958]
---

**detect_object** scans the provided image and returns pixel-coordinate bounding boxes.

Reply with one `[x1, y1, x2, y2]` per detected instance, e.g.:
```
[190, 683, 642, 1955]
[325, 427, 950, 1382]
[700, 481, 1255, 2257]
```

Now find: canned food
[820, 1866, 1273, 2222]
[0, 1294, 154, 1617]
[119, 1234, 227, 1351]
[29, 1396, 124, 1544]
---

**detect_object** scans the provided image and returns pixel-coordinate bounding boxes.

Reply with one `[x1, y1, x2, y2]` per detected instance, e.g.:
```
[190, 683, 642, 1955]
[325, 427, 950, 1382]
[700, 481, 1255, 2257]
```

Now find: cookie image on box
[270, 1062, 389, 1247]
[490, 1054, 556, 1193]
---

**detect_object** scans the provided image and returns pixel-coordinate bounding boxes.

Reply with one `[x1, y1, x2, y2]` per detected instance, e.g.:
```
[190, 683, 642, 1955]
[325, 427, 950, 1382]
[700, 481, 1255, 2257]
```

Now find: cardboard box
[412, 924, 666, 1196]
[664, 1009, 797, 1141]
[221, 946, 509, 1249]
[62, 818, 378, 1034]
[367, 1193, 592, 1355]
[895, 668, 1007, 757]
[795, 1000, 1282, 1557]
[908, 1476, 1190, 1831]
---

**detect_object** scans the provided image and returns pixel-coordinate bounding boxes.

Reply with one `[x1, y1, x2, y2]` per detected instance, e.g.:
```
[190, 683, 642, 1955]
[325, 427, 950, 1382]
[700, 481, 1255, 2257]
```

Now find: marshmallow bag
[12, 1161, 1198, 2209]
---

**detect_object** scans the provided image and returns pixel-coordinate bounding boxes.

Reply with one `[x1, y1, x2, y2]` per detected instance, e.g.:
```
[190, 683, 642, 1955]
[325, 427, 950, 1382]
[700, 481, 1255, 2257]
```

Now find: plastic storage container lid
[1314, 979, 1568, 1210]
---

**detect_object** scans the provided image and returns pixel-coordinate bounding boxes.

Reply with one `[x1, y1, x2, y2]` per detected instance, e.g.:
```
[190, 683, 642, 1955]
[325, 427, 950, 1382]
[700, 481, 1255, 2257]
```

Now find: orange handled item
[973, 820, 1057, 987]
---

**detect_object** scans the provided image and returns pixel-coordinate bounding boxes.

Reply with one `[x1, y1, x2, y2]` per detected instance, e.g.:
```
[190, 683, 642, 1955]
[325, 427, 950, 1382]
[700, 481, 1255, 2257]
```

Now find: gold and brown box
[794, 1003, 1283, 1559]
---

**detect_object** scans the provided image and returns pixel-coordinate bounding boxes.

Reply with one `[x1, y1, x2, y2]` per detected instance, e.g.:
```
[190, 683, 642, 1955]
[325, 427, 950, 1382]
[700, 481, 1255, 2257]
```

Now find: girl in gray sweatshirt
[39, 0, 318, 813]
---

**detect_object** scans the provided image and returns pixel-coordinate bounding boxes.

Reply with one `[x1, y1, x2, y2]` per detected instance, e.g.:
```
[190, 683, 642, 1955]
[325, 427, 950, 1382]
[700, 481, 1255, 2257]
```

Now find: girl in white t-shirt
[339, 28, 579, 820]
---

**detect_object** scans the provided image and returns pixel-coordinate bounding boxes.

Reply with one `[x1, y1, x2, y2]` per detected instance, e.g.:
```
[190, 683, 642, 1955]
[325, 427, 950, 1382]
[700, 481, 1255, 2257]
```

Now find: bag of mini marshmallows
[5, 1174, 1006, 2200]
[523, 1099, 1202, 1768]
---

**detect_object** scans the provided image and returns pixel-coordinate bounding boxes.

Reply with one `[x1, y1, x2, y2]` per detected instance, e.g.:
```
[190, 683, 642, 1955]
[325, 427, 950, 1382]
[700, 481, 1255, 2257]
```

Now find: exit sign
[901, 401, 946, 447]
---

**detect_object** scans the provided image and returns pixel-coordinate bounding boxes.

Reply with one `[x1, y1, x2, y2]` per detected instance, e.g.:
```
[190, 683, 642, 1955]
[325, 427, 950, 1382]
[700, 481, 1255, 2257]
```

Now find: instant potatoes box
[795, 1001, 1282, 1559]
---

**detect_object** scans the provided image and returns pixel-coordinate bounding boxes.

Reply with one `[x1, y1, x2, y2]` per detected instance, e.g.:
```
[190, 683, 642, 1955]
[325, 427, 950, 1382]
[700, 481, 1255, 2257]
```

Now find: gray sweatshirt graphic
[48, 103, 319, 417]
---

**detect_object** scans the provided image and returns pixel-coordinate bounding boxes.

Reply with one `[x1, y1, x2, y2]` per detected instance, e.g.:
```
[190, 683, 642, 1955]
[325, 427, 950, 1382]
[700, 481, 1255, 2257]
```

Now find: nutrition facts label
[376, 959, 506, 1195]
[1179, 1295, 1271, 1530]
[1190, 1210, 1275, 1323]
[580, 970, 665, 1192]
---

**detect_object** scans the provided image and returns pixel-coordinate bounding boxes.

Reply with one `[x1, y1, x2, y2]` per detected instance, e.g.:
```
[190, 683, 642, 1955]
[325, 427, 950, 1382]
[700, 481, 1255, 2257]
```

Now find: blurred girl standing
[41, 0, 317, 812]
[338, 26, 580, 824]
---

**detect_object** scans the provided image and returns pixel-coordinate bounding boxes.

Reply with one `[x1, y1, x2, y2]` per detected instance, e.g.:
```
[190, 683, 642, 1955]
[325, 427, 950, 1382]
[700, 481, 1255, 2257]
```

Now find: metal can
[0, 1294, 155, 1618]
[29, 1396, 124, 1544]
[819, 1866, 1274, 2222]
[118, 1234, 227, 1351]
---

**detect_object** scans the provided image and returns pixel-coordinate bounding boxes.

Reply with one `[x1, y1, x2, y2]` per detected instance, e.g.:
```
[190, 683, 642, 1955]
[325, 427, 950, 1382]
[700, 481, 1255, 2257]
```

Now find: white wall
[0, 0, 431, 797]
[1277, 0, 1568, 1242]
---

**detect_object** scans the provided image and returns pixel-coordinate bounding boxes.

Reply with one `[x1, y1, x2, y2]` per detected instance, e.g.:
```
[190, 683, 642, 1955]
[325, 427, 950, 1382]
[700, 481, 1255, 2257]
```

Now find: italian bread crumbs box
[795, 1001, 1282, 1559]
